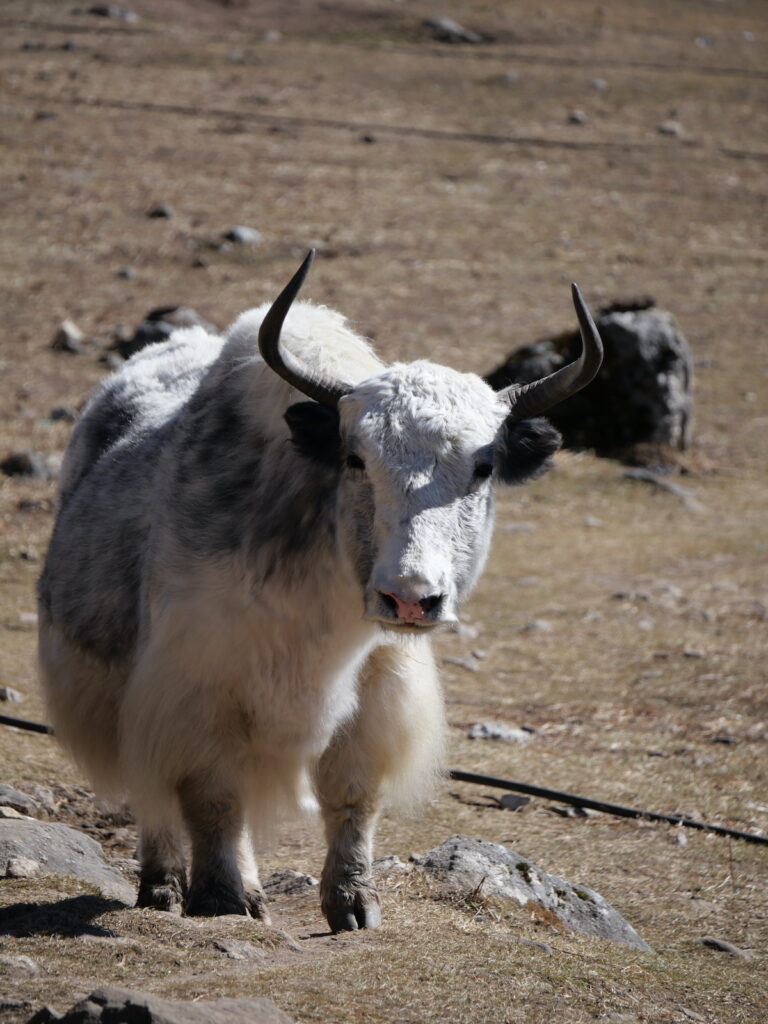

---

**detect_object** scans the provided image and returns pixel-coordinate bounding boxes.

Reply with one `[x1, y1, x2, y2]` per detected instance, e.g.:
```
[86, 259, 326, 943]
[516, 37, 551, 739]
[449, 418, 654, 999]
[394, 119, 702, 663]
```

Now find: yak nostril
[379, 592, 399, 615]
[419, 594, 443, 615]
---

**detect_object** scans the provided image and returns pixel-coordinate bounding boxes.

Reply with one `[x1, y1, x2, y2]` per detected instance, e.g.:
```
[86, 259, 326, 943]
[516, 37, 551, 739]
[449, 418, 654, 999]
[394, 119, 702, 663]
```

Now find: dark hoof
[324, 887, 381, 932]
[185, 880, 249, 918]
[137, 873, 186, 913]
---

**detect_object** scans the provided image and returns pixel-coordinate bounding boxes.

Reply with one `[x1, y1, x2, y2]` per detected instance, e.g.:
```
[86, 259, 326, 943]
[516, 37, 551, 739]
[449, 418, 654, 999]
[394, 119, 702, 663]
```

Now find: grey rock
[0, 953, 40, 976]
[568, 109, 588, 124]
[18, 784, 58, 815]
[0, 685, 24, 703]
[499, 794, 531, 812]
[146, 202, 174, 218]
[113, 307, 215, 360]
[486, 301, 693, 465]
[424, 17, 483, 44]
[415, 836, 653, 951]
[1, 452, 53, 480]
[0, 785, 39, 815]
[0, 820, 135, 904]
[6, 856, 42, 877]
[467, 722, 532, 744]
[263, 869, 319, 896]
[213, 938, 267, 961]
[502, 521, 536, 534]
[87, 5, 139, 22]
[591, 77, 609, 91]
[372, 855, 409, 874]
[50, 407, 78, 423]
[657, 119, 683, 136]
[223, 225, 264, 245]
[51, 320, 84, 354]
[521, 619, 552, 634]
[30, 986, 292, 1022]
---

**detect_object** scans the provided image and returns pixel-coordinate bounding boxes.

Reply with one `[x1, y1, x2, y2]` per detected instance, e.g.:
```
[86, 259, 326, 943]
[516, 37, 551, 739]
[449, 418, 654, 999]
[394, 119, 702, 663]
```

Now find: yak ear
[284, 402, 341, 468]
[495, 417, 562, 486]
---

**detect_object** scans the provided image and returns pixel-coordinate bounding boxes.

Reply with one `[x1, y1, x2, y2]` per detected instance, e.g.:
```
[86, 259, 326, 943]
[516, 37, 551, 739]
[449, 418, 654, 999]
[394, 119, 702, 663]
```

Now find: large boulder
[415, 835, 652, 951]
[486, 299, 693, 466]
[0, 820, 134, 904]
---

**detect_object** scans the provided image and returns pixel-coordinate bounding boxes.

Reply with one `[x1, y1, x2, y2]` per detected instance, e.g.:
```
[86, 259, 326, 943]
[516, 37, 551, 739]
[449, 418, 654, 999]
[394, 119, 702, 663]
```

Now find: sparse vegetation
[1, 1, 766, 1022]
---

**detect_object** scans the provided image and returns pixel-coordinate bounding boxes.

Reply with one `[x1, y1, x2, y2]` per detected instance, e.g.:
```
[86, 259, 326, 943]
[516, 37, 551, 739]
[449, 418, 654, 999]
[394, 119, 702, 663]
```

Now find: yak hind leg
[177, 773, 269, 920]
[136, 823, 188, 914]
[316, 639, 444, 933]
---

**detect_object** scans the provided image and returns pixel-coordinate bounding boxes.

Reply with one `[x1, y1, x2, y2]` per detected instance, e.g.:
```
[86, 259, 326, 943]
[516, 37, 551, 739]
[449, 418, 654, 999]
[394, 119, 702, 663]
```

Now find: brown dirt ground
[0, 1, 766, 1022]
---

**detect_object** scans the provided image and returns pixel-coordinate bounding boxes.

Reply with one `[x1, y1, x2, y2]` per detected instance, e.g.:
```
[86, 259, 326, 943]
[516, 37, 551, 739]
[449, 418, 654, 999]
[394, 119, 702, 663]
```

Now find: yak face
[286, 360, 560, 632]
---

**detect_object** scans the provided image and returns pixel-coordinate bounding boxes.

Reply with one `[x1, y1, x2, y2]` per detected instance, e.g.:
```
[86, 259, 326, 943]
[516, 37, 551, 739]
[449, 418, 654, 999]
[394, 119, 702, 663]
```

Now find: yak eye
[346, 453, 365, 471]
[473, 461, 494, 481]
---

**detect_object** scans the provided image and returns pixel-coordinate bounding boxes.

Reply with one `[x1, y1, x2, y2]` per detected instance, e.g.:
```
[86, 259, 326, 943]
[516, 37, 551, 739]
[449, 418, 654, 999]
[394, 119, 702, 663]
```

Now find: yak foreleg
[316, 640, 444, 932]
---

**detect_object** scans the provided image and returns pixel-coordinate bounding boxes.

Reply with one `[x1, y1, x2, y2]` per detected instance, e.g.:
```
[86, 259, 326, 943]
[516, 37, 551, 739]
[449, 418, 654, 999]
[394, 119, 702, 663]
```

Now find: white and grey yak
[38, 252, 602, 931]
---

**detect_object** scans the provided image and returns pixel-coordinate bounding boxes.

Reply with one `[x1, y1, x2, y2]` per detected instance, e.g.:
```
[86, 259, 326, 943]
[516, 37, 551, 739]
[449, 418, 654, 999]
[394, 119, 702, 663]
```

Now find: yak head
[266, 252, 602, 632]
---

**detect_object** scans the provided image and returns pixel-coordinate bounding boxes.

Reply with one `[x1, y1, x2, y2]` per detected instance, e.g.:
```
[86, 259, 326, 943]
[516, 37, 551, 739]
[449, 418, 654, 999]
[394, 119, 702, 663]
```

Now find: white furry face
[337, 361, 509, 631]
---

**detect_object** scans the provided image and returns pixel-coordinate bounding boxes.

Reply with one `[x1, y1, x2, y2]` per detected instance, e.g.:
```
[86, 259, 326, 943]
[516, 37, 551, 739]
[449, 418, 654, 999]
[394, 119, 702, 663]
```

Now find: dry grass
[1, 1, 767, 1021]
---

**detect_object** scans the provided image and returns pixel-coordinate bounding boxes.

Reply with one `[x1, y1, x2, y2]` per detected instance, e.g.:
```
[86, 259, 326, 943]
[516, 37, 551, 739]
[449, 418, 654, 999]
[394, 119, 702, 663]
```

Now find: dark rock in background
[110, 306, 217, 360]
[486, 299, 693, 468]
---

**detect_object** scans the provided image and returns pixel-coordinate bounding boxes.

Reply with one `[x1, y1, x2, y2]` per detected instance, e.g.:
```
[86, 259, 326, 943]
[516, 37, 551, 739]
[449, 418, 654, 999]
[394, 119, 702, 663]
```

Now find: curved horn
[497, 284, 604, 421]
[258, 249, 351, 409]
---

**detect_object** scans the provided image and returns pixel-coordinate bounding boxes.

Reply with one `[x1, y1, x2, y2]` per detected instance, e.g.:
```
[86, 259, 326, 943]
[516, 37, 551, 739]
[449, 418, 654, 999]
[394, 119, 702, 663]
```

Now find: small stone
[0, 953, 40, 976]
[0, 785, 38, 815]
[467, 722, 532, 744]
[694, 35, 712, 48]
[520, 619, 552, 634]
[657, 120, 683, 136]
[360, 133, 377, 144]
[1, 452, 50, 479]
[424, 17, 483, 44]
[0, 686, 24, 703]
[499, 794, 531, 812]
[6, 855, 41, 878]
[683, 648, 706, 659]
[471, 649, 486, 660]
[452, 621, 480, 639]
[35, 110, 58, 121]
[583, 515, 603, 527]
[591, 77, 608, 91]
[742, 31, 754, 43]
[223, 225, 264, 245]
[372, 855, 409, 874]
[263, 869, 319, 896]
[115, 266, 135, 279]
[213, 938, 267, 961]
[88, 5, 139, 23]
[513, 575, 540, 587]
[674, 831, 688, 846]
[699, 936, 754, 959]
[502, 71, 520, 84]
[502, 521, 536, 533]
[0, 807, 26, 819]
[51, 319, 85, 354]
[568, 109, 588, 124]
[146, 202, 174, 219]
[50, 407, 77, 423]
[263, 29, 283, 42]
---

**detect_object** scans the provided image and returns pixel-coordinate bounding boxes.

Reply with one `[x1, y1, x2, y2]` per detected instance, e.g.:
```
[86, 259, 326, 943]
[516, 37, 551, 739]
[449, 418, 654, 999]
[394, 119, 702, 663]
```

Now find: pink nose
[380, 591, 443, 624]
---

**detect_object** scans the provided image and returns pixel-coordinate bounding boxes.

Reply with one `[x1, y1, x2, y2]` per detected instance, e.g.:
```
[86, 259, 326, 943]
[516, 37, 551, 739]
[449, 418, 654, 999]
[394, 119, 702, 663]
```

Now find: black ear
[495, 417, 561, 485]
[284, 402, 341, 468]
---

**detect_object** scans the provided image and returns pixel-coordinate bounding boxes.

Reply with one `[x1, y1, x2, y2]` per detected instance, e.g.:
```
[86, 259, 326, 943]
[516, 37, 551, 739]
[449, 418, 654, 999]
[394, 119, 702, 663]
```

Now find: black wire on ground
[1, 713, 765, 847]
[449, 769, 768, 847]
[0, 712, 53, 735]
